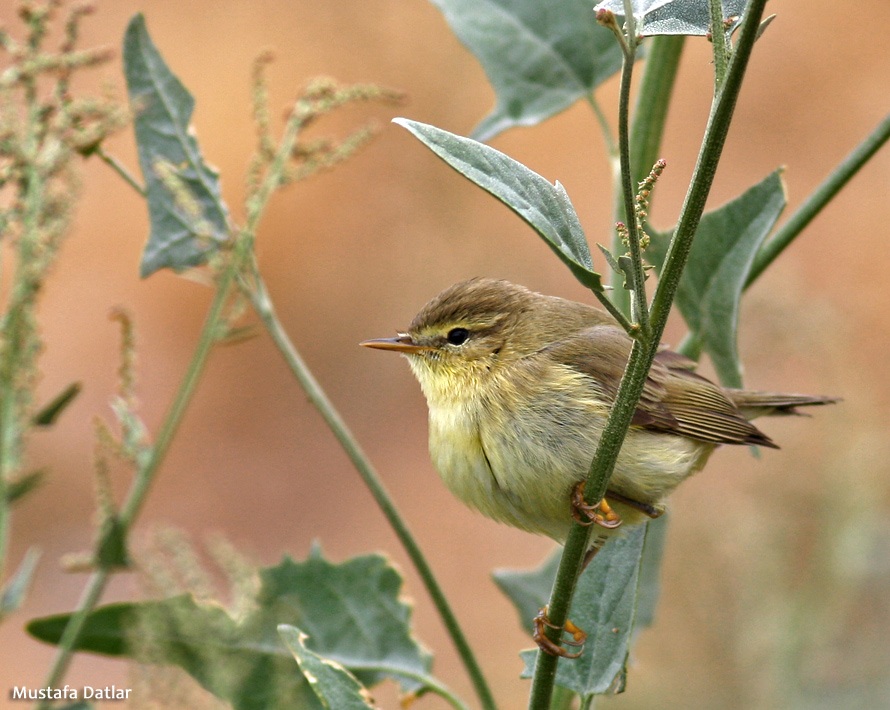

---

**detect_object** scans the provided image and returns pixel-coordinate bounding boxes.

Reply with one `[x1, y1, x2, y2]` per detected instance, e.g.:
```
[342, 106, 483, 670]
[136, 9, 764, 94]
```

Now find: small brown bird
[362, 278, 836, 545]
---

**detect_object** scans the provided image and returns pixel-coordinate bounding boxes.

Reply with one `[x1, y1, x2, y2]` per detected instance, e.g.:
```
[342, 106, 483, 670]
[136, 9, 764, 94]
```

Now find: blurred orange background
[1, 1, 889, 708]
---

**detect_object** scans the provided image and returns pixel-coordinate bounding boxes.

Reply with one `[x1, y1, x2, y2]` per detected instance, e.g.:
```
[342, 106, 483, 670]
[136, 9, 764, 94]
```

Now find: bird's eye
[446, 327, 470, 346]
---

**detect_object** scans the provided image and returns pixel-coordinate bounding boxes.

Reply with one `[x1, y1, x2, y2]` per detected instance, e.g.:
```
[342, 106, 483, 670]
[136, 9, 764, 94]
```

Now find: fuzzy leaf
[396, 119, 603, 291]
[27, 549, 432, 710]
[517, 526, 647, 698]
[123, 14, 230, 277]
[278, 625, 376, 710]
[650, 170, 786, 386]
[430, 0, 623, 141]
[595, 0, 748, 36]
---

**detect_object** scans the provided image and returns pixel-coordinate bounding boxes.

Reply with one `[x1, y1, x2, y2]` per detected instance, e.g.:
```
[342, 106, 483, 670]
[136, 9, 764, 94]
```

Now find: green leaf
[595, 0, 747, 36]
[123, 14, 230, 277]
[395, 119, 603, 291]
[650, 170, 786, 386]
[517, 526, 647, 698]
[258, 546, 433, 692]
[33, 382, 81, 426]
[0, 548, 40, 621]
[27, 549, 432, 710]
[493, 548, 561, 631]
[278, 625, 376, 710]
[429, 0, 623, 141]
[96, 515, 130, 570]
[29, 595, 317, 710]
[5, 468, 46, 505]
[634, 516, 669, 631]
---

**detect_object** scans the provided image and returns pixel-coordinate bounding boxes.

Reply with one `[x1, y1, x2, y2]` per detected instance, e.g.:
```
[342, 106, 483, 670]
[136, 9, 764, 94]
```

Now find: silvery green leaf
[430, 0, 624, 141]
[650, 170, 787, 386]
[396, 119, 604, 291]
[594, 0, 747, 36]
[278, 625, 376, 710]
[124, 14, 230, 277]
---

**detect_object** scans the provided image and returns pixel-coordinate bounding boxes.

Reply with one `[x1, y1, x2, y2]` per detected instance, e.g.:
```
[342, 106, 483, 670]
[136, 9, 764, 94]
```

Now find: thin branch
[96, 147, 146, 196]
[708, 0, 729, 89]
[747, 112, 890, 287]
[615, 35, 650, 332]
[629, 36, 684, 192]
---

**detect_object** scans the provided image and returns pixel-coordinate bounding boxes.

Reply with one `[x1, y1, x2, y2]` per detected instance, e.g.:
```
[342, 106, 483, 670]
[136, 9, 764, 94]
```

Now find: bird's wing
[541, 325, 777, 448]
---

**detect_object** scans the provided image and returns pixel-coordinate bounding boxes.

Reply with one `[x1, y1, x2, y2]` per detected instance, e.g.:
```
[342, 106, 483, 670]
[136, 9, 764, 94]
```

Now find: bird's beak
[360, 334, 429, 353]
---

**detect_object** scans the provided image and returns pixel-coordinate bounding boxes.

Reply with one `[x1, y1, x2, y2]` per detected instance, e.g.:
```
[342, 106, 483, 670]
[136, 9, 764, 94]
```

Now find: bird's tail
[727, 390, 839, 419]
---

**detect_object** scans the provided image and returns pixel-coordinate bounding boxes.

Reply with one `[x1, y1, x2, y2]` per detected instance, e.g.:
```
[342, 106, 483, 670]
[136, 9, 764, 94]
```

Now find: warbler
[362, 278, 835, 545]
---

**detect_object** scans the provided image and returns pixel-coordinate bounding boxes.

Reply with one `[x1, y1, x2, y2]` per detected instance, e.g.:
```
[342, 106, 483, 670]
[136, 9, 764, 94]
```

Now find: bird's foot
[604, 490, 665, 519]
[533, 606, 587, 659]
[571, 482, 622, 529]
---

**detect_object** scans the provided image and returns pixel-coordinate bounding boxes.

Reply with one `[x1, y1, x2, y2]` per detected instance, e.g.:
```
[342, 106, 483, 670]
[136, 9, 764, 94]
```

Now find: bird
[362, 278, 836, 654]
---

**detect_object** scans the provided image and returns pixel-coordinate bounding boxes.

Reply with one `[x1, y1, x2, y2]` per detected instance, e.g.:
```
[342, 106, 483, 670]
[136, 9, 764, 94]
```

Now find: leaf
[29, 595, 317, 710]
[123, 14, 230, 277]
[278, 625, 376, 710]
[518, 526, 647, 698]
[96, 515, 130, 570]
[595, 0, 747, 37]
[395, 119, 604, 291]
[5, 469, 46, 505]
[429, 0, 624, 141]
[493, 548, 561, 631]
[633, 516, 669, 631]
[27, 549, 432, 710]
[650, 170, 786, 386]
[33, 382, 81, 426]
[0, 548, 40, 621]
[258, 546, 433, 692]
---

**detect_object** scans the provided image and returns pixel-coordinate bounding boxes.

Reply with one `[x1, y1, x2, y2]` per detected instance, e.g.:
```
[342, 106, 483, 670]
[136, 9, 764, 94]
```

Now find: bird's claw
[533, 606, 587, 658]
[571, 482, 623, 529]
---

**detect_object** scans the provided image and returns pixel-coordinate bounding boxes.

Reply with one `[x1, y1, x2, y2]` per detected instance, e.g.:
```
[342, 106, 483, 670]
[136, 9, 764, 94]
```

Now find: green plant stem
[529, 3, 767, 707]
[245, 272, 496, 710]
[709, 0, 729, 88]
[611, 35, 684, 317]
[38, 266, 235, 702]
[96, 147, 147, 196]
[593, 289, 636, 334]
[614, 32, 649, 332]
[608, 34, 684, 321]
[747, 112, 890, 287]
[629, 36, 684, 191]
[0, 85, 45, 586]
